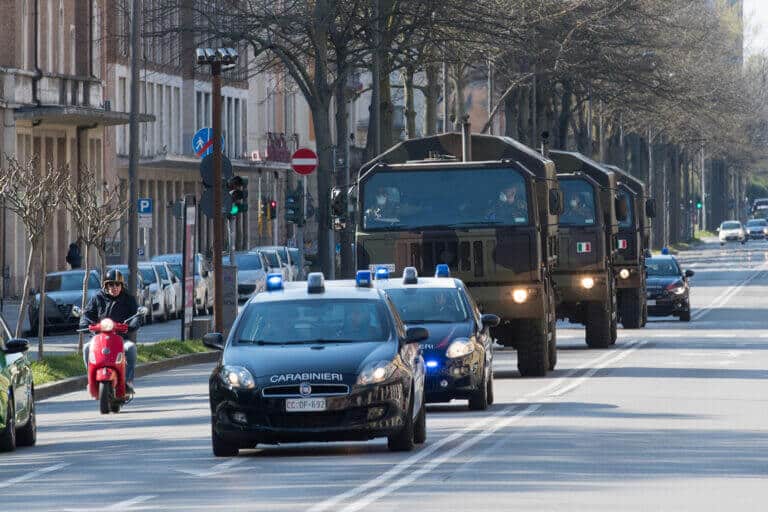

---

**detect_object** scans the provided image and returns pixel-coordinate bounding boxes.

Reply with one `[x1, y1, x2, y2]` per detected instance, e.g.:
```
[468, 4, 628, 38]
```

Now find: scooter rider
[81, 269, 141, 393]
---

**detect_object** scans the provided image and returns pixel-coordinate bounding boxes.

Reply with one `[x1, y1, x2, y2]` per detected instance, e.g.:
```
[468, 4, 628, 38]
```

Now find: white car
[152, 253, 213, 315]
[718, 220, 746, 245]
[255, 249, 289, 281]
[153, 262, 182, 319]
[223, 252, 267, 303]
[251, 245, 300, 281]
[138, 264, 171, 322]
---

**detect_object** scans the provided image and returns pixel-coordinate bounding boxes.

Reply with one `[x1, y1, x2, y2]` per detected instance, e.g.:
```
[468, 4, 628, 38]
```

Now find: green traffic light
[696, 202, 702, 209]
[230, 204, 240, 215]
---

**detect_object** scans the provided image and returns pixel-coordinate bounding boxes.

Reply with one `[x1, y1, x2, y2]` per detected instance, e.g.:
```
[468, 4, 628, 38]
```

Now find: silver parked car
[152, 253, 213, 315]
[137, 264, 170, 322]
[251, 245, 300, 281]
[223, 252, 267, 303]
[153, 262, 182, 319]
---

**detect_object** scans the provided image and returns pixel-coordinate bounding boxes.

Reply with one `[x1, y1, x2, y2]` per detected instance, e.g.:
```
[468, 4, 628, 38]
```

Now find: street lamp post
[196, 47, 238, 334]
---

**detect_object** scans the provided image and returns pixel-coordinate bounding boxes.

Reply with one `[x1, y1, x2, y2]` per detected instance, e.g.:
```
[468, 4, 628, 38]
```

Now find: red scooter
[76, 307, 147, 414]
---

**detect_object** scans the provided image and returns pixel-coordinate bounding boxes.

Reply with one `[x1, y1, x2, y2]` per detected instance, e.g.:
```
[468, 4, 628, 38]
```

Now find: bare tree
[64, 168, 130, 353]
[0, 157, 69, 356]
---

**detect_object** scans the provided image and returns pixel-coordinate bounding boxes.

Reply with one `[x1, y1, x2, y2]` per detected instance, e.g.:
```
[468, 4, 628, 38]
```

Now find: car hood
[647, 276, 682, 288]
[747, 226, 765, 231]
[223, 340, 398, 385]
[720, 229, 742, 235]
[406, 322, 473, 357]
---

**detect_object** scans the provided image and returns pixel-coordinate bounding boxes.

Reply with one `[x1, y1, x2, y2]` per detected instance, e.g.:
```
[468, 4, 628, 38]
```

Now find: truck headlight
[446, 338, 474, 359]
[512, 289, 528, 304]
[357, 360, 396, 385]
[581, 277, 595, 289]
[619, 268, 630, 280]
[221, 365, 256, 389]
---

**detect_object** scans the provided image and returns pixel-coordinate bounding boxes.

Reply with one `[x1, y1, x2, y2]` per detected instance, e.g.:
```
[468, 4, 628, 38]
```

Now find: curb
[36, 350, 220, 402]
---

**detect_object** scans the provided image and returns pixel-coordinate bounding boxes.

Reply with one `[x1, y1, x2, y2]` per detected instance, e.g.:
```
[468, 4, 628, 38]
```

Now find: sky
[744, 0, 768, 56]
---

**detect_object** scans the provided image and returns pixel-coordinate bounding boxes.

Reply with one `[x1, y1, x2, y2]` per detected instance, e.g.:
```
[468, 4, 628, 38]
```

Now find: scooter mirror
[137, 306, 149, 317]
[71, 306, 83, 318]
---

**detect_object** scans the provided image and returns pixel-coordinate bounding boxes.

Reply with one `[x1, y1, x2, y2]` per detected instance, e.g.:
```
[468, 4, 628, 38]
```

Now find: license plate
[647, 300, 656, 306]
[285, 398, 327, 412]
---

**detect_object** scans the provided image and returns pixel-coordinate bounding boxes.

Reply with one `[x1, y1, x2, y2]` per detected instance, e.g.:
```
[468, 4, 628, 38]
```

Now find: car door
[0, 315, 30, 423]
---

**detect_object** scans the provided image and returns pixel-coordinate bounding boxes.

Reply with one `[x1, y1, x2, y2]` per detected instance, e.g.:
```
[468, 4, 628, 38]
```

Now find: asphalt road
[3, 239, 768, 511]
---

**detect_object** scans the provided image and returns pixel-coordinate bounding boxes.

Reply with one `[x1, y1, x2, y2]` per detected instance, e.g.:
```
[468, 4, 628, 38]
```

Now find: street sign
[199, 153, 233, 187]
[138, 198, 153, 229]
[192, 127, 225, 159]
[291, 148, 318, 175]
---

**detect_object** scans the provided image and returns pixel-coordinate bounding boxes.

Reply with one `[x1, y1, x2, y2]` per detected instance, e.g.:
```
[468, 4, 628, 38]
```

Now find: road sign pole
[212, 61, 224, 334]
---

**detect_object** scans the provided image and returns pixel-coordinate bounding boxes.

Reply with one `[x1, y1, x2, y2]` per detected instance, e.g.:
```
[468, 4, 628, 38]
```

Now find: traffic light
[696, 201, 702, 210]
[227, 176, 248, 217]
[269, 199, 277, 219]
[285, 187, 304, 225]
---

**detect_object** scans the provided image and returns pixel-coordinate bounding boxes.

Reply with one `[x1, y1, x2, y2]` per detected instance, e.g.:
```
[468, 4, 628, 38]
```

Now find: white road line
[0, 462, 70, 489]
[692, 266, 767, 320]
[308, 341, 643, 512]
[106, 495, 157, 510]
[176, 458, 245, 477]
[336, 342, 646, 512]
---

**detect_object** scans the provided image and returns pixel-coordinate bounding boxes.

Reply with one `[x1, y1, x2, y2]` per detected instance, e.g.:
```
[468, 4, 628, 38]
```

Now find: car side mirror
[645, 198, 656, 219]
[549, 189, 563, 216]
[203, 332, 225, 350]
[405, 327, 429, 344]
[481, 313, 501, 329]
[684, 269, 695, 278]
[28, 288, 36, 297]
[71, 306, 83, 318]
[3, 338, 30, 354]
[615, 194, 629, 222]
[137, 306, 149, 317]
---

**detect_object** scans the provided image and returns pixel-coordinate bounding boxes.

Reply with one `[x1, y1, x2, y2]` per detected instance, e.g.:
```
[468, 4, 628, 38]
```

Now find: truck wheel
[516, 318, 549, 377]
[548, 330, 558, 371]
[491, 323, 516, 348]
[585, 302, 612, 348]
[620, 290, 643, 329]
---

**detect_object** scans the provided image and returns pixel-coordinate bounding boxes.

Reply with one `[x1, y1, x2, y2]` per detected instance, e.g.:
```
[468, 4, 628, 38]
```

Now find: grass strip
[30, 339, 208, 386]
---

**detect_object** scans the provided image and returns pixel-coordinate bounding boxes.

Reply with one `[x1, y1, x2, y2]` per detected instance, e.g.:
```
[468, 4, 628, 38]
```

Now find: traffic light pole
[211, 62, 224, 334]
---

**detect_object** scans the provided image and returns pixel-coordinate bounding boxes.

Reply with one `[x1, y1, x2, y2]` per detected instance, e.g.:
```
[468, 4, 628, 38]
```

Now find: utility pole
[701, 144, 707, 231]
[487, 58, 493, 136]
[127, 0, 140, 295]
[211, 60, 224, 333]
[372, 0, 382, 155]
[442, 62, 448, 133]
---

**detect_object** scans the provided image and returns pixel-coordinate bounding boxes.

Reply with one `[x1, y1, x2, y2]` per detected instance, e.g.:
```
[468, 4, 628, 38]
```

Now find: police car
[203, 272, 427, 456]
[371, 265, 500, 410]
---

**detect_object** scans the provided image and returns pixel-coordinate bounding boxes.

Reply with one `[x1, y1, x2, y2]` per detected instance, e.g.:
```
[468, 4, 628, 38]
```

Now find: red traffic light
[270, 200, 276, 208]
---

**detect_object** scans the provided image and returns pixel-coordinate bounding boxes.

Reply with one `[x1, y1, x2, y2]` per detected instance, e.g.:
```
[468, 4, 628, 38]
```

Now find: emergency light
[435, 264, 450, 278]
[266, 273, 284, 291]
[403, 267, 418, 285]
[375, 267, 390, 280]
[356, 270, 373, 287]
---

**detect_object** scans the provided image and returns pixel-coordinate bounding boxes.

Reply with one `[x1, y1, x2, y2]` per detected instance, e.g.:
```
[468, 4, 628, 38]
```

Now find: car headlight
[619, 268, 631, 279]
[581, 277, 595, 289]
[667, 283, 686, 295]
[512, 289, 528, 304]
[446, 338, 474, 359]
[357, 360, 396, 385]
[763, 228, 768, 235]
[220, 365, 256, 389]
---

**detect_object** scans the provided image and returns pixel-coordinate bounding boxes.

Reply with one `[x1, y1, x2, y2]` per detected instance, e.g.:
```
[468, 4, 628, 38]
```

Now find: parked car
[0, 314, 36, 452]
[153, 262, 182, 319]
[137, 264, 170, 322]
[254, 249, 288, 281]
[152, 253, 213, 315]
[28, 270, 101, 335]
[223, 252, 267, 303]
[251, 245, 298, 280]
[109, 265, 153, 324]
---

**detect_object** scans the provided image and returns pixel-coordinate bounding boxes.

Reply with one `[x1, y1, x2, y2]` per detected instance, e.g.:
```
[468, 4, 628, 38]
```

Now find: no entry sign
[291, 148, 318, 175]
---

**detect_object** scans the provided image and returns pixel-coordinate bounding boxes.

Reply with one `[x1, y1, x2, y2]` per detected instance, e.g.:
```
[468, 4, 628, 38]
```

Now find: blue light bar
[426, 360, 439, 368]
[356, 270, 372, 287]
[375, 267, 390, 280]
[266, 273, 284, 291]
[435, 264, 450, 278]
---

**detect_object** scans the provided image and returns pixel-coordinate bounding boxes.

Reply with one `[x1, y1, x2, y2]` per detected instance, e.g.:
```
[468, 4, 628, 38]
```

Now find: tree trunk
[15, 244, 35, 339]
[504, 88, 518, 139]
[403, 65, 417, 139]
[379, 66, 394, 150]
[452, 64, 466, 131]
[557, 82, 572, 150]
[311, 102, 335, 278]
[424, 63, 439, 136]
[37, 232, 46, 359]
[335, 73, 354, 278]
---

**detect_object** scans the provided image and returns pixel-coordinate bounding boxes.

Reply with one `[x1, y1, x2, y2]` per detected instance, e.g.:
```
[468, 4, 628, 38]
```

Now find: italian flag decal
[576, 242, 592, 253]
[617, 239, 628, 250]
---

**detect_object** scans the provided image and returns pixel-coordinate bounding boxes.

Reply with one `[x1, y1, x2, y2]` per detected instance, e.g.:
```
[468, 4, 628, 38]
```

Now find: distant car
[138, 264, 170, 322]
[645, 255, 694, 322]
[254, 249, 288, 281]
[718, 220, 745, 245]
[28, 270, 101, 334]
[223, 252, 267, 303]
[153, 262, 182, 319]
[251, 246, 298, 281]
[152, 253, 213, 315]
[745, 218, 768, 240]
[109, 265, 153, 324]
[0, 314, 36, 452]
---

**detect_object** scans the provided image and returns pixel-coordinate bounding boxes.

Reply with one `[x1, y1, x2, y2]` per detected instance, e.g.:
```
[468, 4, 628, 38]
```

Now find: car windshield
[362, 167, 529, 231]
[560, 178, 597, 226]
[236, 299, 390, 344]
[154, 265, 169, 280]
[168, 264, 182, 278]
[721, 221, 741, 230]
[261, 251, 279, 267]
[138, 267, 157, 284]
[618, 189, 634, 229]
[45, 272, 99, 291]
[646, 258, 681, 276]
[385, 288, 469, 324]
[746, 219, 766, 227]
[224, 253, 263, 270]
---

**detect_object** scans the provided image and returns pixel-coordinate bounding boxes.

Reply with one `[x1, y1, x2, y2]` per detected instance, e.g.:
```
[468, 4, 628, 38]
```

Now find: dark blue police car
[204, 272, 427, 456]
[372, 265, 500, 410]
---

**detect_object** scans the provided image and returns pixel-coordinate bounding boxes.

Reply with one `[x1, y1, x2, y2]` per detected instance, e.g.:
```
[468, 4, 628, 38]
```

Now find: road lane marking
[106, 495, 157, 510]
[692, 267, 767, 321]
[176, 458, 245, 477]
[308, 341, 644, 512]
[0, 462, 70, 489]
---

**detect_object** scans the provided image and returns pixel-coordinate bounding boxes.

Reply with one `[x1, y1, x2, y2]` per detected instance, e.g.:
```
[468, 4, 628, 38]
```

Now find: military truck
[331, 131, 562, 376]
[548, 151, 628, 348]
[604, 164, 655, 329]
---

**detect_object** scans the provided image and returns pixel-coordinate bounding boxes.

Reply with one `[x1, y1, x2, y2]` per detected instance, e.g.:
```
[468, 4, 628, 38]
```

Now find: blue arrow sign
[192, 127, 225, 159]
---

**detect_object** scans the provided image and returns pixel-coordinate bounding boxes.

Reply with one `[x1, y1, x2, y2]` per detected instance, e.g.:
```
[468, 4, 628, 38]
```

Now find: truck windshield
[560, 179, 597, 226]
[362, 167, 529, 231]
[618, 189, 633, 229]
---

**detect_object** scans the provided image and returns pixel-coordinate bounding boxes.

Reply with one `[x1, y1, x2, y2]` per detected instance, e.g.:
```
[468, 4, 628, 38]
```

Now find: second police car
[204, 272, 427, 456]
[371, 265, 500, 410]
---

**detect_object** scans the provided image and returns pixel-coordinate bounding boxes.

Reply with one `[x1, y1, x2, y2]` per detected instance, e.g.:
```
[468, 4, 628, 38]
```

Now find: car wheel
[162, 303, 169, 322]
[486, 366, 495, 406]
[0, 394, 16, 452]
[212, 422, 239, 457]
[679, 308, 691, 322]
[468, 369, 489, 411]
[388, 389, 416, 452]
[413, 392, 426, 444]
[16, 388, 36, 447]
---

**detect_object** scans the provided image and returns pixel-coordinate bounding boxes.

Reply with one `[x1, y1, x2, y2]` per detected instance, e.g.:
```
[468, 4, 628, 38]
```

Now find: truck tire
[516, 318, 549, 377]
[620, 289, 643, 329]
[548, 330, 558, 371]
[585, 301, 612, 348]
[491, 323, 517, 349]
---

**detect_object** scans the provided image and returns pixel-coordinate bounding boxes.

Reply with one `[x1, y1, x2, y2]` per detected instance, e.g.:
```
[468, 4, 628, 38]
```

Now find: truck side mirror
[330, 187, 347, 231]
[615, 194, 629, 222]
[549, 189, 563, 215]
[645, 198, 656, 219]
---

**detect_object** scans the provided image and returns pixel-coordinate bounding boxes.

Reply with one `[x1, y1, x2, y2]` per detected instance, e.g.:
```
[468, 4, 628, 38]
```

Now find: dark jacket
[80, 289, 141, 332]
[66, 243, 82, 269]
